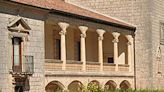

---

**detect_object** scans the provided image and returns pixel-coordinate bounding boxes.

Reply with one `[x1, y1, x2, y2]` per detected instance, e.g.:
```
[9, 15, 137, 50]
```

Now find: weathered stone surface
[0, 0, 163, 91]
[0, 2, 45, 92]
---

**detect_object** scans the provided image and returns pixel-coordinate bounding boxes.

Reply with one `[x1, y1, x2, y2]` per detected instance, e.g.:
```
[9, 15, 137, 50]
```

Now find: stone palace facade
[0, 0, 163, 92]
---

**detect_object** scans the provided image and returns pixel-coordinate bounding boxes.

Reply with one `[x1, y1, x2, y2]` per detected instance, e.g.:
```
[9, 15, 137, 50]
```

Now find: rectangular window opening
[160, 22, 164, 45]
[108, 57, 114, 63]
[12, 37, 22, 72]
[55, 39, 61, 60]
[75, 41, 81, 61]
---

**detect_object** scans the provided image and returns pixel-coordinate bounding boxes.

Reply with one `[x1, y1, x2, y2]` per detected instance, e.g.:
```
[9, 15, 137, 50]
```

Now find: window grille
[160, 23, 164, 44]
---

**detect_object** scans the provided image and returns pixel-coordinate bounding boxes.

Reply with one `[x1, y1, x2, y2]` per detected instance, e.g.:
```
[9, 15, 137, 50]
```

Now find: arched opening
[86, 31, 98, 62]
[45, 81, 64, 92]
[120, 80, 131, 90]
[103, 33, 114, 64]
[118, 35, 128, 64]
[104, 80, 117, 91]
[68, 80, 83, 92]
[88, 80, 100, 91]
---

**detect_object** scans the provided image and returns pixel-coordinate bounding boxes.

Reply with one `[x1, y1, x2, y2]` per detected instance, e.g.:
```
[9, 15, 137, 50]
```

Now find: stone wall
[65, 0, 154, 89]
[0, 5, 13, 92]
[1, 0, 161, 91]
[151, 0, 164, 89]
[0, 1, 46, 92]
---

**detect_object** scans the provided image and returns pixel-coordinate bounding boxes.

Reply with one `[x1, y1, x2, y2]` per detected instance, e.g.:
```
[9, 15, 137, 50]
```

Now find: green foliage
[54, 88, 164, 92]
[83, 83, 103, 92]
[53, 84, 164, 92]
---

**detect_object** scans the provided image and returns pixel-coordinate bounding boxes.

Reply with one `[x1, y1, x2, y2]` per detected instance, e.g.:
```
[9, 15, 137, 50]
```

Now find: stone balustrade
[45, 59, 129, 72]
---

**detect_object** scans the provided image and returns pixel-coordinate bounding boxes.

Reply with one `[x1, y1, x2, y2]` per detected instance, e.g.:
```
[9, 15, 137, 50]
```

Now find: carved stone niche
[7, 16, 31, 40]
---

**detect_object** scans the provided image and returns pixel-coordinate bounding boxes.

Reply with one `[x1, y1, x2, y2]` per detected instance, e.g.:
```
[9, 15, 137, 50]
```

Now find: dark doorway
[15, 86, 23, 92]
[108, 57, 114, 63]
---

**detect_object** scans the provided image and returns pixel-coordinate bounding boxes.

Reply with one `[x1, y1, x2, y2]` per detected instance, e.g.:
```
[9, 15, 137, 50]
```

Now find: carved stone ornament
[7, 16, 31, 34]
[156, 46, 161, 62]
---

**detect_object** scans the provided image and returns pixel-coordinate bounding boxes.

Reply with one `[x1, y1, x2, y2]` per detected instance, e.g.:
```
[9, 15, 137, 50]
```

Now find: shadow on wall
[14, 77, 30, 92]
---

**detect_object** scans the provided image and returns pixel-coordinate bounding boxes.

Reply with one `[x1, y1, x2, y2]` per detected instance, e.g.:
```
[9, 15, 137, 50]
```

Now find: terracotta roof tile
[10, 0, 135, 30]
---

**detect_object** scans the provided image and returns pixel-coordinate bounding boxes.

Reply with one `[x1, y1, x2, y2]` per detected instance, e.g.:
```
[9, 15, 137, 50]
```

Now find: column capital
[98, 36, 104, 40]
[58, 22, 69, 35]
[79, 26, 88, 38]
[80, 34, 86, 38]
[125, 35, 133, 45]
[125, 35, 133, 41]
[96, 29, 106, 36]
[96, 29, 106, 40]
[59, 30, 66, 35]
[127, 42, 132, 45]
[58, 22, 69, 30]
[112, 32, 120, 39]
[112, 39, 119, 43]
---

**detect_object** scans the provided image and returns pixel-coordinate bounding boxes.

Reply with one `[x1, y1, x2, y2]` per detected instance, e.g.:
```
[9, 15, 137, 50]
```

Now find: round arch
[119, 80, 131, 90]
[45, 81, 64, 92]
[87, 80, 100, 90]
[118, 35, 128, 64]
[68, 80, 83, 92]
[88, 80, 100, 86]
[104, 80, 117, 90]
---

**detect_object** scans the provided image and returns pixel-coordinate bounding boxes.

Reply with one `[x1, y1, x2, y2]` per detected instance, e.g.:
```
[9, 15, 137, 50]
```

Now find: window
[108, 57, 114, 63]
[160, 23, 164, 44]
[75, 41, 81, 61]
[12, 37, 22, 72]
[55, 39, 61, 60]
[12, 37, 22, 66]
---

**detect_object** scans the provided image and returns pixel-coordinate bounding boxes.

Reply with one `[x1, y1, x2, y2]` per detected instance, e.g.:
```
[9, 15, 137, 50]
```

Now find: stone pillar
[125, 35, 133, 72]
[112, 32, 120, 71]
[12, 77, 16, 92]
[58, 22, 69, 70]
[79, 26, 88, 71]
[96, 29, 105, 72]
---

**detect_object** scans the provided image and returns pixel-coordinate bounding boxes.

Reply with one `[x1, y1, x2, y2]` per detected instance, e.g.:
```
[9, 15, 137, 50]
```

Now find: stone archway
[104, 80, 117, 90]
[45, 81, 64, 92]
[120, 80, 131, 90]
[118, 35, 128, 65]
[68, 80, 83, 92]
[87, 80, 100, 91]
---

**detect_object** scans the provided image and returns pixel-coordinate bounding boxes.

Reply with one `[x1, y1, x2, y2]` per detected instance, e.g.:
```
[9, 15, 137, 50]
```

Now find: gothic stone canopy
[7, 16, 31, 34]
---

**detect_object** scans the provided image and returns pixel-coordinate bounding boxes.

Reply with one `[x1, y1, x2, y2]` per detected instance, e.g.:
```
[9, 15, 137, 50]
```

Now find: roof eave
[50, 9, 136, 31]
[7, 0, 136, 31]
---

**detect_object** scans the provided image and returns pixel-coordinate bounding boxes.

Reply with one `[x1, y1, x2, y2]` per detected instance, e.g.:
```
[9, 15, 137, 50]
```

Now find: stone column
[96, 29, 105, 72]
[79, 26, 88, 71]
[58, 22, 69, 70]
[112, 32, 120, 71]
[125, 35, 133, 72]
[12, 77, 16, 92]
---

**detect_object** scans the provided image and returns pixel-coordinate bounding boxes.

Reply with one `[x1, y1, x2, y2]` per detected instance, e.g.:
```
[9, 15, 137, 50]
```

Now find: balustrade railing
[118, 64, 129, 72]
[45, 59, 129, 72]
[12, 55, 34, 75]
